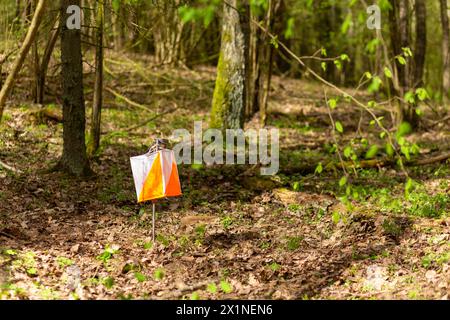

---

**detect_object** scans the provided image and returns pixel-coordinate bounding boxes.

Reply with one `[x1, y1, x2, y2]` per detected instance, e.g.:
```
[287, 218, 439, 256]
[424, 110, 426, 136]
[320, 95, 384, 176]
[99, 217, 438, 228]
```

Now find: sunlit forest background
[0, 0, 449, 300]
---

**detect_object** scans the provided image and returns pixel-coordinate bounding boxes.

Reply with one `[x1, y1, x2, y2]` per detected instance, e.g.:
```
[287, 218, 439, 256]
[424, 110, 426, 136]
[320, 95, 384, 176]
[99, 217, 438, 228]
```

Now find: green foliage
[102, 277, 114, 289]
[368, 76, 382, 93]
[221, 216, 233, 229]
[284, 18, 295, 39]
[332, 211, 341, 224]
[220, 280, 233, 294]
[365, 145, 379, 159]
[422, 252, 449, 269]
[335, 121, 344, 133]
[178, 0, 220, 27]
[190, 291, 201, 300]
[286, 236, 303, 251]
[56, 257, 74, 268]
[315, 162, 323, 174]
[154, 268, 165, 281]
[207, 282, 217, 294]
[156, 234, 170, 247]
[134, 272, 147, 282]
[269, 262, 281, 271]
[96, 245, 119, 265]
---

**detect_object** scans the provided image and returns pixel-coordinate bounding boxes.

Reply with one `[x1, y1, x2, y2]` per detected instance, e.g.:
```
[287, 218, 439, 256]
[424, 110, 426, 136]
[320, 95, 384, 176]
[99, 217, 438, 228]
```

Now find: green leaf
[386, 143, 395, 157]
[396, 56, 406, 65]
[335, 121, 344, 133]
[415, 88, 429, 101]
[405, 178, 414, 197]
[112, 0, 120, 12]
[143, 241, 153, 250]
[56, 257, 74, 268]
[368, 101, 377, 108]
[207, 282, 217, 294]
[339, 176, 348, 187]
[340, 54, 350, 61]
[396, 122, 412, 139]
[191, 163, 203, 170]
[203, 5, 215, 27]
[334, 60, 342, 70]
[270, 36, 279, 49]
[102, 277, 114, 289]
[401, 146, 411, 160]
[340, 14, 351, 34]
[27, 268, 37, 276]
[402, 47, 413, 57]
[343, 146, 352, 158]
[134, 272, 147, 282]
[154, 268, 165, 281]
[179, 6, 197, 24]
[220, 280, 233, 294]
[383, 67, 392, 78]
[5, 249, 17, 255]
[284, 18, 295, 39]
[364, 72, 372, 79]
[368, 76, 382, 93]
[190, 292, 200, 300]
[321, 48, 327, 57]
[321, 62, 327, 72]
[332, 211, 341, 224]
[404, 91, 415, 104]
[315, 162, 323, 174]
[365, 145, 379, 159]
[328, 98, 337, 109]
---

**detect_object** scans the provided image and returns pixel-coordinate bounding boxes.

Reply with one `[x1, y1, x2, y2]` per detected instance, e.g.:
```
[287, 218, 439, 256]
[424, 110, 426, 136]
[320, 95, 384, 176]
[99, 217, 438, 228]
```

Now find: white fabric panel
[130, 152, 157, 200]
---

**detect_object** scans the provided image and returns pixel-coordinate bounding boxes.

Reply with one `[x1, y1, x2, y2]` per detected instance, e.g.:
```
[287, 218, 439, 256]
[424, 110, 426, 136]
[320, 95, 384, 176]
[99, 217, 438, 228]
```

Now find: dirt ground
[1, 52, 449, 300]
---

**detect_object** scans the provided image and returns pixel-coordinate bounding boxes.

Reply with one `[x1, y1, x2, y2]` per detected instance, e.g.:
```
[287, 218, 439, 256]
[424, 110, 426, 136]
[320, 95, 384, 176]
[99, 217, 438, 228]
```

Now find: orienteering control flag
[130, 149, 182, 203]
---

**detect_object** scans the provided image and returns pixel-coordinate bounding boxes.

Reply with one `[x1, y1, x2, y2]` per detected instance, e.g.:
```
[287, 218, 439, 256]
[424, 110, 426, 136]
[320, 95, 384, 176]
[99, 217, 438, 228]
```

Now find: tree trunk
[37, 18, 60, 104]
[413, 0, 426, 88]
[440, 0, 450, 101]
[88, 0, 104, 156]
[389, 0, 418, 126]
[58, 0, 91, 176]
[210, 0, 246, 130]
[0, 0, 47, 121]
[245, 0, 280, 125]
[153, 0, 185, 65]
[257, 0, 274, 127]
[31, 0, 40, 103]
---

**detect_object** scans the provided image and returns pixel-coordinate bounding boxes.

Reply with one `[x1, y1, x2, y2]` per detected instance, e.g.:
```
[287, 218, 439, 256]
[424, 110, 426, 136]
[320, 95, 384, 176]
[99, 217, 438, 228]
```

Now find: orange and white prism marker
[130, 147, 182, 241]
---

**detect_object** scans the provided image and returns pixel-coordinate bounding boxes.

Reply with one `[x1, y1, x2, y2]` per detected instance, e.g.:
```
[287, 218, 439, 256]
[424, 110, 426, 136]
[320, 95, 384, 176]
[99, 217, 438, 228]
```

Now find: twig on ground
[0, 159, 21, 173]
[104, 104, 178, 134]
[105, 87, 153, 112]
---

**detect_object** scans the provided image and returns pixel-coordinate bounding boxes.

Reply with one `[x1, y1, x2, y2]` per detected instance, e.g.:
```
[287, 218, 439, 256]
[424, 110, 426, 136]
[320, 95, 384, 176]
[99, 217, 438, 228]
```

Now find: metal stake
[152, 201, 156, 242]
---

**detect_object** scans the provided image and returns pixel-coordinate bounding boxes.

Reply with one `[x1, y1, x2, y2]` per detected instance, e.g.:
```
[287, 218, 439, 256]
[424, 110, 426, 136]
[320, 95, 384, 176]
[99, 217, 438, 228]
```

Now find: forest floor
[0, 51, 449, 300]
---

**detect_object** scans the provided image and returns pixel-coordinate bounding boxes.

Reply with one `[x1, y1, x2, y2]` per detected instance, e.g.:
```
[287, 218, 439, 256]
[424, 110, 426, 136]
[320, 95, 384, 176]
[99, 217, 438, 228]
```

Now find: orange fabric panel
[165, 161, 182, 197]
[139, 153, 164, 202]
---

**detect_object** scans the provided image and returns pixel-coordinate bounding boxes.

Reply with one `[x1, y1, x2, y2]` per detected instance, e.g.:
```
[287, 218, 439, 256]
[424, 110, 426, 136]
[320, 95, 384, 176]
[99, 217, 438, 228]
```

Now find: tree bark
[440, 0, 450, 101]
[58, 0, 91, 176]
[388, 0, 419, 126]
[0, 0, 47, 121]
[210, 0, 246, 130]
[88, 0, 104, 156]
[37, 18, 60, 104]
[413, 0, 426, 88]
[153, 0, 185, 65]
